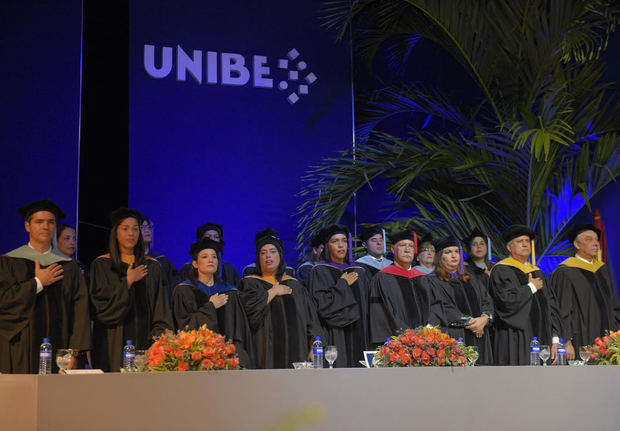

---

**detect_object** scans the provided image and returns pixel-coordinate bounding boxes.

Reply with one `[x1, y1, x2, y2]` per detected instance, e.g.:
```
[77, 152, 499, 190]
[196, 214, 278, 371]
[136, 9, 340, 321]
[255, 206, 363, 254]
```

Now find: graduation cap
[196, 221, 224, 241]
[501, 224, 535, 243]
[310, 228, 327, 248]
[567, 224, 601, 243]
[18, 199, 66, 221]
[322, 224, 350, 243]
[359, 225, 383, 243]
[255, 227, 284, 253]
[109, 207, 144, 227]
[435, 236, 462, 254]
[388, 230, 415, 244]
[188, 237, 222, 259]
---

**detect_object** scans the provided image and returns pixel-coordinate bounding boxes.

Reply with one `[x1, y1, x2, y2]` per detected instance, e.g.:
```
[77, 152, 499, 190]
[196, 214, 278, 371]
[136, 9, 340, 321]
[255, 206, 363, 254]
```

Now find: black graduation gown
[0, 256, 91, 374]
[238, 276, 321, 369]
[179, 261, 240, 286]
[368, 270, 431, 346]
[241, 263, 296, 279]
[89, 256, 174, 372]
[147, 250, 180, 303]
[308, 263, 369, 368]
[488, 259, 562, 365]
[419, 274, 494, 365]
[172, 280, 254, 368]
[550, 258, 620, 352]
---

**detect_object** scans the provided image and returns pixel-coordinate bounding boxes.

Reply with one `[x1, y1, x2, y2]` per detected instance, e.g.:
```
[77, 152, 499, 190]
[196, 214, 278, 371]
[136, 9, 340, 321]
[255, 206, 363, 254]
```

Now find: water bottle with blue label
[39, 338, 52, 375]
[123, 339, 136, 371]
[312, 336, 323, 368]
[530, 336, 540, 366]
[557, 338, 567, 366]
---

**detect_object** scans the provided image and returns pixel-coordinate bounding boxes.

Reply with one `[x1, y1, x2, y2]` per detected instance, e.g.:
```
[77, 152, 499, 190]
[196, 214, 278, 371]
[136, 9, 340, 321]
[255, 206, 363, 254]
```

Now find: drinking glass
[468, 346, 479, 366]
[539, 345, 550, 366]
[325, 346, 337, 368]
[134, 350, 147, 371]
[579, 346, 590, 365]
[56, 349, 74, 373]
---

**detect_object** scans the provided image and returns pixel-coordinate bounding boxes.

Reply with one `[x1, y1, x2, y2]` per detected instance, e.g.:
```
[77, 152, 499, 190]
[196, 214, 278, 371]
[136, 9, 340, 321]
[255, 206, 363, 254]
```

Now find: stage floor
[2, 366, 618, 431]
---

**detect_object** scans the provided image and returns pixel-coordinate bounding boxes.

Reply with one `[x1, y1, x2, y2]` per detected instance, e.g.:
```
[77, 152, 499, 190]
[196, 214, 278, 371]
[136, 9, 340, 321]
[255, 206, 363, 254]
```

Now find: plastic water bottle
[123, 340, 136, 371]
[39, 338, 52, 375]
[557, 338, 567, 366]
[530, 336, 540, 366]
[312, 336, 323, 368]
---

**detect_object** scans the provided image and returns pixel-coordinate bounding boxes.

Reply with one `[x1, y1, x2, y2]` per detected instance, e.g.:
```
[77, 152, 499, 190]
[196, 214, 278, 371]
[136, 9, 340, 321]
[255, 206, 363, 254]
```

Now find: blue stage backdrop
[129, 0, 353, 271]
[0, 0, 82, 251]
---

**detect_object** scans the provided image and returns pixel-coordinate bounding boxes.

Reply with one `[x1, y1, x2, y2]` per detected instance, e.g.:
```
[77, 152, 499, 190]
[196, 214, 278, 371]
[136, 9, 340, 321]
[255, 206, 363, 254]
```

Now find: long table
[2, 366, 618, 431]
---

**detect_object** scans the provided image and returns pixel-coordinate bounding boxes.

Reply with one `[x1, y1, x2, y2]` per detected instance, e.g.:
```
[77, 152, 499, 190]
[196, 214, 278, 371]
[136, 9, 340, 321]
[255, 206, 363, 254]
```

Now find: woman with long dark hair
[464, 228, 494, 279]
[173, 237, 254, 368]
[239, 228, 321, 369]
[89, 208, 174, 371]
[308, 224, 369, 367]
[416, 236, 494, 365]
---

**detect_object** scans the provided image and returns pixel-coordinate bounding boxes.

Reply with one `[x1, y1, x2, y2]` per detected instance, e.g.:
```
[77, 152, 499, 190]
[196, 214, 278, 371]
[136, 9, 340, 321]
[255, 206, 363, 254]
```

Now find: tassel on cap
[413, 231, 418, 256]
[487, 236, 492, 261]
[382, 228, 386, 256]
[348, 232, 353, 264]
[459, 245, 464, 275]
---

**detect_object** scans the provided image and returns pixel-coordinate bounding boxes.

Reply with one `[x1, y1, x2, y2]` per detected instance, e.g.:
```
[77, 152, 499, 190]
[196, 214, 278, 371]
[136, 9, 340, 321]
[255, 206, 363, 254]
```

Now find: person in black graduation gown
[368, 230, 429, 348]
[551, 224, 620, 360]
[89, 208, 174, 372]
[0, 200, 90, 374]
[173, 237, 254, 368]
[417, 236, 494, 365]
[308, 224, 369, 367]
[140, 215, 180, 302]
[178, 222, 240, 286]
[354, 225, 393, 279]
[489, 225, 562, 365]
[239, 228, 321, 369]
[296, 228, 326, 288]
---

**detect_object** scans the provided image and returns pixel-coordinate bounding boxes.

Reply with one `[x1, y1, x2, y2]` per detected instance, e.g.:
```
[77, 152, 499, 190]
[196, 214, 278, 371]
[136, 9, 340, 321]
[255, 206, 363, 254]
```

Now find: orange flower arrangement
[587, 329, 620, 365]
[145, 325, 240, 371]
[374, 326, 472, 367]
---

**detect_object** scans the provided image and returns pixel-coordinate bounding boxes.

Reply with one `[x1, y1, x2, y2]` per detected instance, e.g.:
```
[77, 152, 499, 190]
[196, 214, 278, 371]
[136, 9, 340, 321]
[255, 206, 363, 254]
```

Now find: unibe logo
[144, 44, 318, 104]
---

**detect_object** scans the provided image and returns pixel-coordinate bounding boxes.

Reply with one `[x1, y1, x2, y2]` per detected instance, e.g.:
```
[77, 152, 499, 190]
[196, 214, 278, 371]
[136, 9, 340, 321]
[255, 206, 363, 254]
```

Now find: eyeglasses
[420, 247, 435, 253]
[141, 223, 153, 230]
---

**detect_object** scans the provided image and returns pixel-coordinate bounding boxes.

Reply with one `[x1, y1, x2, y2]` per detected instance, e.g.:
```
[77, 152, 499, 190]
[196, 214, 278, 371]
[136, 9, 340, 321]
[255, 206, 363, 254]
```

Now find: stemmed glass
[539, 345, 550, 366]
[579, 346, 590, 365]
[134, 350, 147, 371]
[56, 349, 74, 374]
[325, 346, 337, 368]
[468, 346, 479, 366]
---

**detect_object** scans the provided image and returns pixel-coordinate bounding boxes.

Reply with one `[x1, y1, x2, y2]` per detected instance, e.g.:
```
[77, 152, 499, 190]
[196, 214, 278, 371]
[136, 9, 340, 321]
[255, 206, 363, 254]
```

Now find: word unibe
[143, 44, 317, 104]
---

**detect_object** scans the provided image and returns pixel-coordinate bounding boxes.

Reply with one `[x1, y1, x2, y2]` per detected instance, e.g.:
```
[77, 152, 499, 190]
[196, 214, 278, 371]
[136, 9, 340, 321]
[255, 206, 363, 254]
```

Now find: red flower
[191, 350, 202, 361]
[412, 347, 422, 359]
[177, 361, 189, 371]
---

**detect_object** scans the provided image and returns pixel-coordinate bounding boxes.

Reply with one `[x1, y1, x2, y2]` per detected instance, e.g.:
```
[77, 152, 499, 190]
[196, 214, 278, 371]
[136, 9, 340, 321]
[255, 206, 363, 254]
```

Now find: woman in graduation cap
[239, 228, 321, 369]
[464, 228, 494, 278]
[416, 236, 494, 365]
[308, 224, 370, 367]
[173, 237, 254, 368]
[89, 207, 174, 372]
